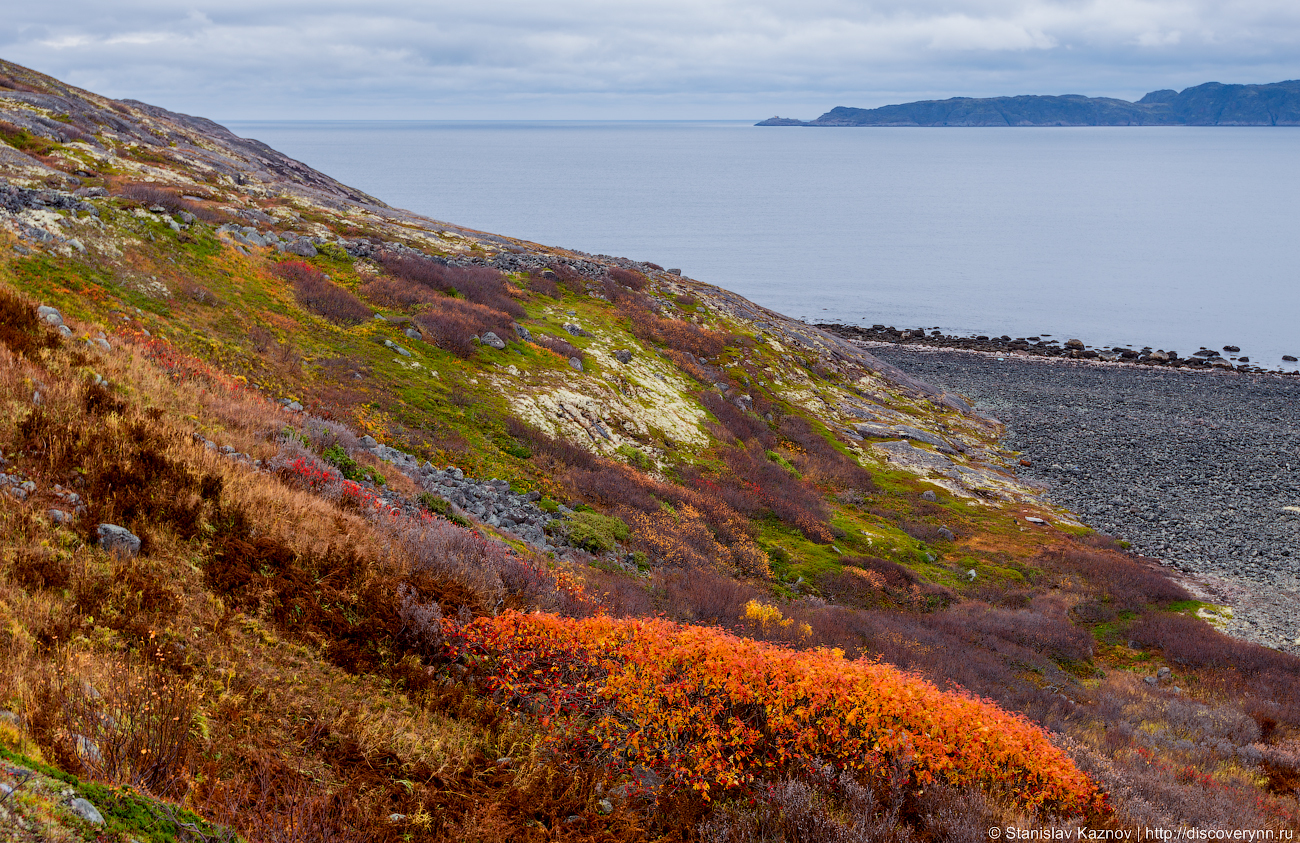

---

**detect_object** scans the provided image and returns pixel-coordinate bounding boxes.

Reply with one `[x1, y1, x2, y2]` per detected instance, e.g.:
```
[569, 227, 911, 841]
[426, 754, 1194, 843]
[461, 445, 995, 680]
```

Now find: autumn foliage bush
[447, 612, 1108, 816]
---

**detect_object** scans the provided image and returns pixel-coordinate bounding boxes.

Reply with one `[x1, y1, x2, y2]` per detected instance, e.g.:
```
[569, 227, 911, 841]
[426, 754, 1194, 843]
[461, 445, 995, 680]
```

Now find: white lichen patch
[506, 337, 709, 458]
[1197, 604, 1235, 631]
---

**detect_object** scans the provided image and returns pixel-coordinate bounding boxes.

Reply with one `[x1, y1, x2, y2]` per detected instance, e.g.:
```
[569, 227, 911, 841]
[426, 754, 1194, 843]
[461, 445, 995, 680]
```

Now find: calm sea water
[225, 120, 1300, 370]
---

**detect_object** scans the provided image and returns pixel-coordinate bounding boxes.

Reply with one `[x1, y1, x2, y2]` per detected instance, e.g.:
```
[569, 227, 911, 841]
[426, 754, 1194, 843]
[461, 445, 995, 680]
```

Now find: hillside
[757, 79, 1300, 126]
[1, 57, 1298, 841]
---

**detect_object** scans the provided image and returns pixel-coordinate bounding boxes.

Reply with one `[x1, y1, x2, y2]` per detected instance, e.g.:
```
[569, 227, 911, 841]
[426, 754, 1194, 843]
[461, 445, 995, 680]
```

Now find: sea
[224, 120, 1300, 371]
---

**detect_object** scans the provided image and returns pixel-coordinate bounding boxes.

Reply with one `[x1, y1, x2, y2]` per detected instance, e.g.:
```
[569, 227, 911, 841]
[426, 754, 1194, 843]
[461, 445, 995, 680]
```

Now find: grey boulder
[97, 523, 141, 557]
[37, 305, 64, 327]
[480, 331, 507, 350]
[67, 796, 105, 825]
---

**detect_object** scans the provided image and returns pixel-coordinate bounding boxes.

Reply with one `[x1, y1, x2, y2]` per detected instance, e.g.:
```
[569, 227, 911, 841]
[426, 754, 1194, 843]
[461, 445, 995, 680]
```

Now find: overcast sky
[4, 1, 1299, 120]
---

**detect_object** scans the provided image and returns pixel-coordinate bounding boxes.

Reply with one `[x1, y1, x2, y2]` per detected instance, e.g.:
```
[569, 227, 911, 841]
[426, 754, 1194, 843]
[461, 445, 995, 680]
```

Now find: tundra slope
[3, 56, 1300, 840]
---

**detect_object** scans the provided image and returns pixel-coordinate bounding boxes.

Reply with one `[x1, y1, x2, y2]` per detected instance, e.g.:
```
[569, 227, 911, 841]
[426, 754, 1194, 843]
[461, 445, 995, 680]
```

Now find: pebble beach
[863, 342, 1300, 654]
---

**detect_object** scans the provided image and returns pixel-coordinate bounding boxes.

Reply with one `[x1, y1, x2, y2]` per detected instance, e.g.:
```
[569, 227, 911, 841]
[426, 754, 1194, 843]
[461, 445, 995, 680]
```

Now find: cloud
[2, 0, 1298, 118]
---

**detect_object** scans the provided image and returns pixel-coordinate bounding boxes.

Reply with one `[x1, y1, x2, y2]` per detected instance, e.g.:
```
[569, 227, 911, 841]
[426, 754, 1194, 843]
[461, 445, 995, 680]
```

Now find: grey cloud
[2, 0, 1298, 119]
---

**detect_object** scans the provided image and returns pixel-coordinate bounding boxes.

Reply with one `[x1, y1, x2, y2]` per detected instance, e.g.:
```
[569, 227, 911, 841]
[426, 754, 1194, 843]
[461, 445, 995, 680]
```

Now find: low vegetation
[0, 57, 1297, 841]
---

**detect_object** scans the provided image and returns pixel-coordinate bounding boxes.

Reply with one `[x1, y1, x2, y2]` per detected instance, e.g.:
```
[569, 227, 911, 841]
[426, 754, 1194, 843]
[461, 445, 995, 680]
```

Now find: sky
[3, 1, 1300, 120]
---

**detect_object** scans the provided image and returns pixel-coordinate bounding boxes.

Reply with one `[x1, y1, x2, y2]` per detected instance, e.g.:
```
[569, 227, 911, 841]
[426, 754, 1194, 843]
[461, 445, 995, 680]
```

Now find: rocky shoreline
[859, 340, 1300, 654]
[817, 322, 1300, 375]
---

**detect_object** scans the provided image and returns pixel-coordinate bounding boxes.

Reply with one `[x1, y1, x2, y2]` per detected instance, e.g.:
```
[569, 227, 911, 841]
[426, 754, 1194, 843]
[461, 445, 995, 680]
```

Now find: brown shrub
[608, 267, 648, 291]
[533, 333, 584, 364]
[0, 286, 60, 356]
[1043, 546, 1189, 609]
[358, 276, 440, 308]
[378, 253, 523, 318]
[177, 279, 222, 307]
[655, 567, 756, 625]
[618, 300, 729, 359]
[779, 415, 877, 493]
[527, 271, 561, 298]
[413, 298, 515, 358]
[118, 183, 223, 222]
[702, 445, 832, 543]
[699, 392, 774, 447]
[824, 556, 957, 611]
[272, 261, 372, 325]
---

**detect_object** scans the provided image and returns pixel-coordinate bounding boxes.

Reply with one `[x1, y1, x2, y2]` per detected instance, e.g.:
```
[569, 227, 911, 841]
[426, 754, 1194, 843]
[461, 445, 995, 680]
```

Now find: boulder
[404, 327, 422, 341]
[480, 331, 506, 350]
[920, 490, 937, 502]
[562, 323, 590, 337]
[613, 349, 633, 364]
[1065, 338, 1084, 349]
[67, 796, 105, 825]
[512, 322, 533, 341]
[37, 305, 64, 327]
[937, 526, 956, 542]
[284, 238, 317, 258]
[97, 524, 140, 557]
[568, 357, 584, 372]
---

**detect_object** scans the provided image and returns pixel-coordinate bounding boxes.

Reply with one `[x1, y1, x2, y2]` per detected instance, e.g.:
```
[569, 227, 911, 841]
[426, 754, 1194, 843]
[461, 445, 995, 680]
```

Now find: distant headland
[757, 79, 1300, 126]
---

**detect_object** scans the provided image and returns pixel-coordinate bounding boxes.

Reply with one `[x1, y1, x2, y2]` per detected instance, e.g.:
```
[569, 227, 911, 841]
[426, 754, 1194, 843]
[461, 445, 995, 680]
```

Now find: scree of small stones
[869, 345, 1300, 654]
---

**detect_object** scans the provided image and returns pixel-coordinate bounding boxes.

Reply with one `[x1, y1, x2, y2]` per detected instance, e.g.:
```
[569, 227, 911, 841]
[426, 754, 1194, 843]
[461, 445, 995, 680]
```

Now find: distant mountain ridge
[758, 80, 1300, 126]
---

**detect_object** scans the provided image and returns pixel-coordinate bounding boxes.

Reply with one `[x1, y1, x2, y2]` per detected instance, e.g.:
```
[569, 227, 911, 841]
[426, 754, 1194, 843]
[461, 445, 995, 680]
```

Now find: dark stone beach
[857, 340, 1300, 654]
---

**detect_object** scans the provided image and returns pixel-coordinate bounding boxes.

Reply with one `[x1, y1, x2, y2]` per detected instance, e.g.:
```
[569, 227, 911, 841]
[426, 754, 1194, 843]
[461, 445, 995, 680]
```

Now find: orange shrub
[448, 612, 1109, 817]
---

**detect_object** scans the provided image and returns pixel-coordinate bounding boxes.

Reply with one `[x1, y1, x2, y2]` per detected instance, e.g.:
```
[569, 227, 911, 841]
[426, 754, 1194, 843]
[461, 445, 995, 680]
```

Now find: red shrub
[272, 262, 372, 325]
[413, 298, 514, 358]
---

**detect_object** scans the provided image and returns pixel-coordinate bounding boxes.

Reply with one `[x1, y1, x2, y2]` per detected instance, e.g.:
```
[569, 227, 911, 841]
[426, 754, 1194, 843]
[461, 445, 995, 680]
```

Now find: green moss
[617, 444, 652, 471]
[0, 746, 232, 842]
[563, 511, 630, 554]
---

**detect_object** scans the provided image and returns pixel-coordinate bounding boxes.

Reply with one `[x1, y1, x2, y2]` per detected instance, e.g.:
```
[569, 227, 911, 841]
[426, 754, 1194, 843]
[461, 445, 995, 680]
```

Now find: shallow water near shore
[226, 120, 1300, 370]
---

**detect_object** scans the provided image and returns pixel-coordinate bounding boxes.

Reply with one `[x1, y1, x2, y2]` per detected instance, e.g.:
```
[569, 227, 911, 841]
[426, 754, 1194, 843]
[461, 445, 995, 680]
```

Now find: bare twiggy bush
[55, 651, 198, 798]
[206, 759, 372, 843]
